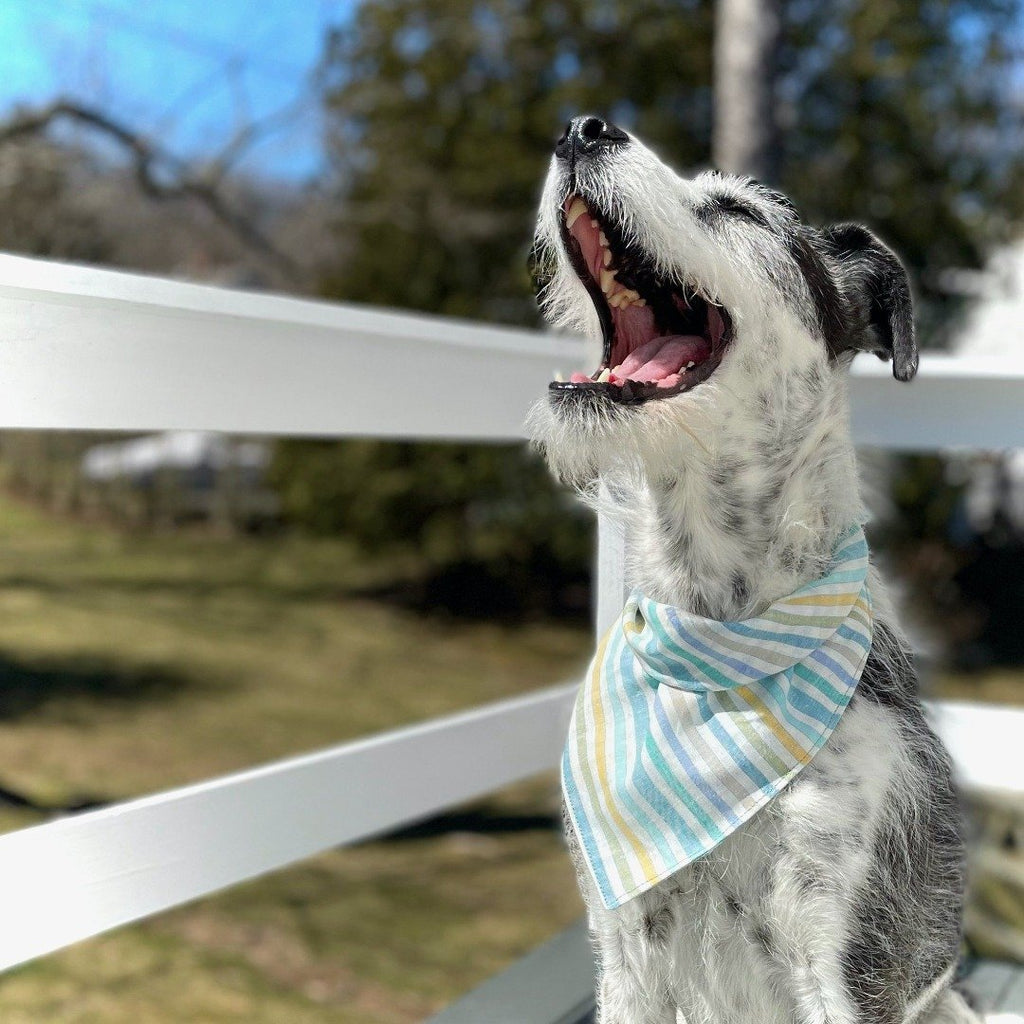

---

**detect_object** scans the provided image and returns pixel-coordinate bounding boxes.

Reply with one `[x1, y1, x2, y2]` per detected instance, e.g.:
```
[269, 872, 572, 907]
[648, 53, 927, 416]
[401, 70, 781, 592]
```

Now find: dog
[529, 116, 977, 1024]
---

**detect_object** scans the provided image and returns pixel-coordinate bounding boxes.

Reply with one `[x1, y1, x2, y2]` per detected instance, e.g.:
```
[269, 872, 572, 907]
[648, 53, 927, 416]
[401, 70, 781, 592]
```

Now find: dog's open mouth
[552, 195, 733, 405]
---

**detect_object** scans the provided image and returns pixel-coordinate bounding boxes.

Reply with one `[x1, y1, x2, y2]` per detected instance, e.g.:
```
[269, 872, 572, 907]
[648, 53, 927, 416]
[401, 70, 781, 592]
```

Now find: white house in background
[82, 431, 268, 483]
[953, 241, 1024, 534]
[80, 431, 276, 524]
[952, 241, 1024, 360]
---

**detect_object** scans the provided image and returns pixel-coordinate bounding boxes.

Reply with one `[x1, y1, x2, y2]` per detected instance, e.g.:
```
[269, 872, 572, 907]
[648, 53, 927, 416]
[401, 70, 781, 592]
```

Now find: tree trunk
[713, 0, 780, 182]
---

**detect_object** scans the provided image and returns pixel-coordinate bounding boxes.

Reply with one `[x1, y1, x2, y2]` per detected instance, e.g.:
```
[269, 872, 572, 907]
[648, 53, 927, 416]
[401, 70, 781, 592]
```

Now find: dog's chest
[574, 697, 906, 1023]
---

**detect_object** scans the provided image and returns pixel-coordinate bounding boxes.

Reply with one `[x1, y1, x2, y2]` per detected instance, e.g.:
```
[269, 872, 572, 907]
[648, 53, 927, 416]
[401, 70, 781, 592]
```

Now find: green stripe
[572, 650, 637, 887]
[643, 730, 721, 842]
[716, 691, 792, 776]
[759, 610, 847, 628]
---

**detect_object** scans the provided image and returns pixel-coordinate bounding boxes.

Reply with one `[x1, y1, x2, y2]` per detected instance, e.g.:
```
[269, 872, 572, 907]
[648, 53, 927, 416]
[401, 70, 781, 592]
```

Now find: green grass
[4, 493, 1022, 1019]
[0, 495, 591, 1021]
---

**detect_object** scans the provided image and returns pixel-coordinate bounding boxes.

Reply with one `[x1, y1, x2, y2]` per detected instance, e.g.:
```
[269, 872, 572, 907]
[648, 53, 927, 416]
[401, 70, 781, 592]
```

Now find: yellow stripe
[589, 630, 659, 883]
[734, 685, 808, 762]
[784, 593, 858, 607]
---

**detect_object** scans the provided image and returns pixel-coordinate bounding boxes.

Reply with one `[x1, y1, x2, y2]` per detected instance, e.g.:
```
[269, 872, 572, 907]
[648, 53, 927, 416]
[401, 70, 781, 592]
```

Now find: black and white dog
[530, 117, 978, 1024]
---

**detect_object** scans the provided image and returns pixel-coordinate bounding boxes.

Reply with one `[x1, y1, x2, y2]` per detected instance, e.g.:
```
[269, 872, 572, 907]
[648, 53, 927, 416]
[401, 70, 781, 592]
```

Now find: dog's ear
[817, 223, 918, 382]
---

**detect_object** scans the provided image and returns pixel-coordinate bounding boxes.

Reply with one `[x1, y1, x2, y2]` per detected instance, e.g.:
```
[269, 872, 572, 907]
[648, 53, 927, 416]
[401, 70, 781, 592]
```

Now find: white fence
[0, 253, 1022, 978]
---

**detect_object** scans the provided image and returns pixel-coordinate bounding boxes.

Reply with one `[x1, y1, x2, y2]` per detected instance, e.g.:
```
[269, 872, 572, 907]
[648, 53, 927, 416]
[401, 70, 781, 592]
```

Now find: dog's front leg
[589, 895, 679, 1024]
[759, 839, 867, 1024]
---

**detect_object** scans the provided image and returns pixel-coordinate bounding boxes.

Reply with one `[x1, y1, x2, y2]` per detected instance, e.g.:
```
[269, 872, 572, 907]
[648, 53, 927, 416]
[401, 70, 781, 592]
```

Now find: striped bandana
[562, 527, 873, 910]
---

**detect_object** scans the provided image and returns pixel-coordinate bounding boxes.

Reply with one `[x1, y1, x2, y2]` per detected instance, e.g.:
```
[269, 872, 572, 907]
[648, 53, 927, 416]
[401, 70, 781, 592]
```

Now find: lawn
[0, 494, 591, 1022]
[0, 494, 1021, 1020]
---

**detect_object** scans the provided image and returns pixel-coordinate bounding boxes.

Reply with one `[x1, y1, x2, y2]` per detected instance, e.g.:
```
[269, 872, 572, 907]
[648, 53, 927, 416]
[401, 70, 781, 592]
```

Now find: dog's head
[529, 116, 917, 486]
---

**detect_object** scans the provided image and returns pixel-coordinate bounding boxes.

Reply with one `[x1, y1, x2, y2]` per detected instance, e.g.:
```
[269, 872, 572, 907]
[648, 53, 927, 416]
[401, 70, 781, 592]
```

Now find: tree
[714, 0, 781, 180]
[776, 0, 1023, 340]
[321, 0, 1021, 335]
[0, 100, 310, 286]
[319, 0, 714, 324]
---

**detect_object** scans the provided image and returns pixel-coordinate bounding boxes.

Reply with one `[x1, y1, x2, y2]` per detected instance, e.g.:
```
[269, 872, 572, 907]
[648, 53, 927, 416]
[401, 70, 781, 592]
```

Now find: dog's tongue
[569, 334, 711, 385]
[616, 334, 710, 382]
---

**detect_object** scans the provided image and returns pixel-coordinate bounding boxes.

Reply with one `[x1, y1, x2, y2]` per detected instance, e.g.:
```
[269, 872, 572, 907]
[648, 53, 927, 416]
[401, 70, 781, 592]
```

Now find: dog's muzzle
[545, 117, 734, 408]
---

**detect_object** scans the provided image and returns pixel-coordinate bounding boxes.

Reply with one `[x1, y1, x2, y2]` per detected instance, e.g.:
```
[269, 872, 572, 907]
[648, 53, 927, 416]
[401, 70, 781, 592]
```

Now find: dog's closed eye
[713, 194, 771, 228]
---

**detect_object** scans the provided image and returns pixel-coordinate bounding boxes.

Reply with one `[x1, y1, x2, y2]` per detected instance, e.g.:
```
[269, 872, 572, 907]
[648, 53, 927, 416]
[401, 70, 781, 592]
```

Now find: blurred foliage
[269, 0, 1023, 614]
[875, 453, 1024, 669]
[318, 0, 715, 325]
[777, 0, 1024, 341]
[317, 0, 1023, 332]
[268, 440, 593, 617]
[888, 455, 968, 542]
[0, 140, 113, 264]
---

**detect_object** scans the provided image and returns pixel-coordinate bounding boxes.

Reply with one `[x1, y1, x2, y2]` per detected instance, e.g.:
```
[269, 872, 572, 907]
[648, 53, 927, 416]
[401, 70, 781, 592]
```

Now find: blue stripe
[835, 621, 873, 653]
[664, 609, 768, 681]
[755, 673, 831, 743]
[808, 646, 862, 688]
[561, 752, 615, 905]
[641, 621, 745, 692]
[652, 697, 740, 826]
[786, 680, 843, 730]
[698, 695, 774, 791]
[793, 662, 847, 707]
[610, 632, 687, 864]
[723, 619, 822, 649]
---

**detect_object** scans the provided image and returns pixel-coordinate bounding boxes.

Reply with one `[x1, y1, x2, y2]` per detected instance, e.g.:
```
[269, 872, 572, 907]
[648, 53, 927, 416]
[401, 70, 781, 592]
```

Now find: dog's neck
[618, 389, 862, 621]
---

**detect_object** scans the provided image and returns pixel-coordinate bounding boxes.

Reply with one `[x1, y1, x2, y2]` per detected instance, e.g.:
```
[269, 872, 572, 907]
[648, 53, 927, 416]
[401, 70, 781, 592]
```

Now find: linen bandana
[562, 527, 874, 910]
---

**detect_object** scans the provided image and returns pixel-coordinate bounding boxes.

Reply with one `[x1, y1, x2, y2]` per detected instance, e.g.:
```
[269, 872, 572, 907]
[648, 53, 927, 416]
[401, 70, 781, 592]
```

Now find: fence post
[595, 487, 627, 639]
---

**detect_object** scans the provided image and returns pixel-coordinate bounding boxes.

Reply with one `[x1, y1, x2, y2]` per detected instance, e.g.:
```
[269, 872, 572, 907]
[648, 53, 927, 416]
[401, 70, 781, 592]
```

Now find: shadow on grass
[386, 806, 561, 842]
[354, 559, 592, 625]
[0, 649, 194, 721]
[0, 573, 353, 604]
[0, 563, 593, 624]
[0, 650, 199, 814]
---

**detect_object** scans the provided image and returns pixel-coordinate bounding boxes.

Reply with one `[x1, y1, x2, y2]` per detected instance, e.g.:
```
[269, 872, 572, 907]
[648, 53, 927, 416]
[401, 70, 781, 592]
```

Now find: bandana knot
[562, 527, 873, 909]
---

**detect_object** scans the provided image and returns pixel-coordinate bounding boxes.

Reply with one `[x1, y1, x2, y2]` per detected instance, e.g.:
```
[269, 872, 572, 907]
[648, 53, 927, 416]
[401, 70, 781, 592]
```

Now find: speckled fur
[530, 126, 976, 1023]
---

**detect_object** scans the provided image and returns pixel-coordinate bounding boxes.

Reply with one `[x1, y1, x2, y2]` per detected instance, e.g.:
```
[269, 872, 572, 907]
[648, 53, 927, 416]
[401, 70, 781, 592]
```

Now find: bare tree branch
[207, 92, 316, 181]
[0, 99, 301, 282]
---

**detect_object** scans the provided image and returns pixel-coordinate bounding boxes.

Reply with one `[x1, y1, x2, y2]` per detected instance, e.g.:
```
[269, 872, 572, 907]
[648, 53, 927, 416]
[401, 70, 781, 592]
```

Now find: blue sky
[0, 0, 356, 181]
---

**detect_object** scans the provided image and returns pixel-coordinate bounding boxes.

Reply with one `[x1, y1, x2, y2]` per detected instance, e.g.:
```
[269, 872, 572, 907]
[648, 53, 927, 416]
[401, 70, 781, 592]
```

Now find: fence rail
[2, 253, 1024, 447]
[0, 253, 1022, 983]
[0, 684, 577, 971]
[0, 254, 585, 440]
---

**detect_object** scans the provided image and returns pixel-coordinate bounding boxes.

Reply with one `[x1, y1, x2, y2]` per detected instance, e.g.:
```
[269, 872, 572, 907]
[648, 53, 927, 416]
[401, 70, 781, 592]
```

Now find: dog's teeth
[597, 368, 612, 383]
[599, 231, 609, 246]
[590, 218, 599, 228]
[685, 361, 695, 369]
[602, 249, 612, 267]
[635, 297, 646, 307]
[554, 370, 565, 382]
[601, 268, 617, 294]
[565, 198, 587, 229]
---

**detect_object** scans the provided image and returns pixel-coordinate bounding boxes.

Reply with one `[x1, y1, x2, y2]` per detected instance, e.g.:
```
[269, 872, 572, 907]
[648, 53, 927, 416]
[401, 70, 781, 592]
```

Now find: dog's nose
[555, 115, 628, 163]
